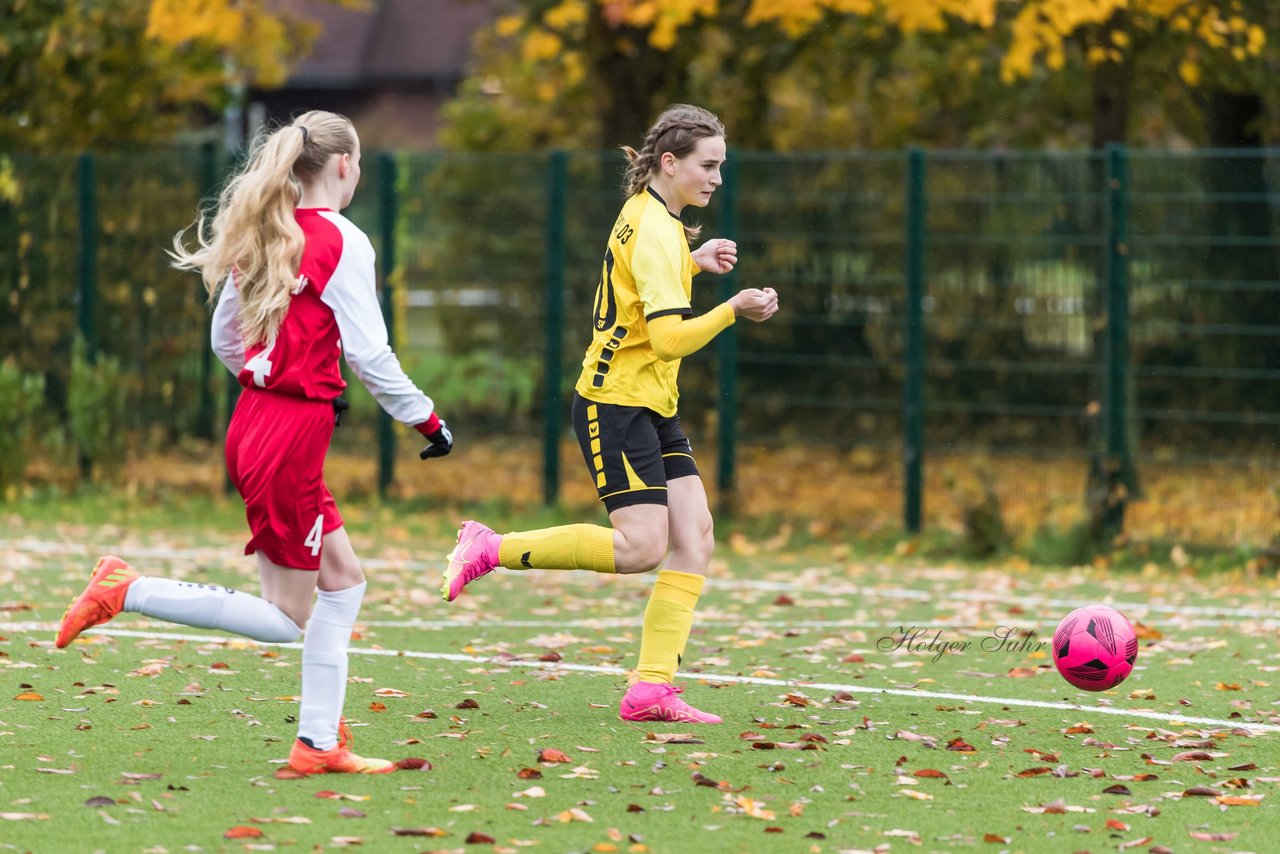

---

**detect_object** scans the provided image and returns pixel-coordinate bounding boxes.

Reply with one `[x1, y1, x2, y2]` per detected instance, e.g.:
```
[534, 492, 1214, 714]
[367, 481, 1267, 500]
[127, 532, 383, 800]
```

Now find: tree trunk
[1084, 13, 1134, 544]
[1089, 59, 1130, 148]
[584, 5, 688, 150]
[1206, 89, 1264, 147]
[1199, 88, 1279, 428]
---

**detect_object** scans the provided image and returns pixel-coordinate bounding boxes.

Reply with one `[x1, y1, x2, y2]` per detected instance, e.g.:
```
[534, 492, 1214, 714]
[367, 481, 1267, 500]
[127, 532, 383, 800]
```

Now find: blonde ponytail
[621, 104, 725, 243]
[171, 111, 357, 347]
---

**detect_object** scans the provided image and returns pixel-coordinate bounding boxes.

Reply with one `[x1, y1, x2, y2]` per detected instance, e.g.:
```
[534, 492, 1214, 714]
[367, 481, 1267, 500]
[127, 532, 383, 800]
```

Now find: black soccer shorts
[570, 393, 700, 512]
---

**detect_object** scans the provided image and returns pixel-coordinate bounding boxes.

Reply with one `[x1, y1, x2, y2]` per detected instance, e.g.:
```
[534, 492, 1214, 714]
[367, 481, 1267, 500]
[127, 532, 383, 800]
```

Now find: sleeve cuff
[414, 412, 441, 436]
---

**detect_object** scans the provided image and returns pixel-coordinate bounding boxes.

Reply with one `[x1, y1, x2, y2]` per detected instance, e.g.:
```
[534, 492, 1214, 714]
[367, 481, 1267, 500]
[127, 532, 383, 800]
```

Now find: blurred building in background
[248, 0, 495, 149]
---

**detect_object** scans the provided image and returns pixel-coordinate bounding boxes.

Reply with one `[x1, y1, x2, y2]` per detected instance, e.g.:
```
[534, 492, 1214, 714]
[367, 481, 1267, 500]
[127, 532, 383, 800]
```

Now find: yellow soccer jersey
[575, 188, 697, 417]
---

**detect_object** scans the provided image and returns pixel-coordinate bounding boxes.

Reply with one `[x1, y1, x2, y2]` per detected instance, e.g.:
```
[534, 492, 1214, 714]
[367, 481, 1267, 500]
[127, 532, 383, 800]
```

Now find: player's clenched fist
[729, 287, 779, 323]
[416, 412, 454, 460]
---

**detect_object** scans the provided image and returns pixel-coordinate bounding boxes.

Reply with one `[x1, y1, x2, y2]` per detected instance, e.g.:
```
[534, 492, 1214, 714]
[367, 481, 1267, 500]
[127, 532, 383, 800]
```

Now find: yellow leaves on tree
[147, 0, 245, 44]
[997, 1, 1266, 85]
[747, 0, 994, 38]
[514, 0, 719, 51]
[743, 0, 1267, 89]
[600, 0, 720, 49]
[146, 0, 314, 89]
[502, 0, 1271, 89]
[742, 0, 1266, 86]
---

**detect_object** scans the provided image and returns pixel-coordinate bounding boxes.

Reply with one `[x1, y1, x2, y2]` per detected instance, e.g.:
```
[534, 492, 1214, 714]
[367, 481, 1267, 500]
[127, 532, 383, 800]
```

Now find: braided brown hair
[621, 104, 725, 242]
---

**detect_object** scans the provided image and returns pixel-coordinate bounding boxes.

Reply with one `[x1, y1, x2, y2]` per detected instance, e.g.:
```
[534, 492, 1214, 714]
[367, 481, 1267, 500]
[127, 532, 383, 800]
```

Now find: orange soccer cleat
[55, 556, 139, 648]
[286, 718, 395, 775]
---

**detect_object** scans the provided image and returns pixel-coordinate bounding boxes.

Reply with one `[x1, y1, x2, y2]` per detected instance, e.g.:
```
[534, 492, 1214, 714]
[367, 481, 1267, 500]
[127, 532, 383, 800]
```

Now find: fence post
[543, 150, 567, 505]
[903, 147, 927, 534]
[77, 153, 97, 478]
[715, 154, 740, 516]
[377, 152, 398, 498]
[195, 141, 218, 440]
[222, 143, 241, 496]
[223, 370, 239, 494]
[77, 153, 97, 356]
[1098, 143, 1134, 534]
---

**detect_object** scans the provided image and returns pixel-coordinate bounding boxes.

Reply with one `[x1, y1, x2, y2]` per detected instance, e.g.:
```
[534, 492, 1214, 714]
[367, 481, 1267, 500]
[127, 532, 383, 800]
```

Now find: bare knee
[688, 512, 714, 566]
[614, 531, 667, 575]
[606, 504, 669, 574]
[273, 601, 311, 633]
[317, 526, 366, 593]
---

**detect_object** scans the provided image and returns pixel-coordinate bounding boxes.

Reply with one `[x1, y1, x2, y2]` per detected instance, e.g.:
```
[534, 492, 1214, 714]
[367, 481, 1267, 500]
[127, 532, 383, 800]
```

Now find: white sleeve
[211, 277, 245, 376]
[321, 229, 435, 427]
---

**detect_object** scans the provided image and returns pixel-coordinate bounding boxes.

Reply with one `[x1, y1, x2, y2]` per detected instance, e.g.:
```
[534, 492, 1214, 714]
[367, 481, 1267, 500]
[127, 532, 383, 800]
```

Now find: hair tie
[299, 126, 309, 143]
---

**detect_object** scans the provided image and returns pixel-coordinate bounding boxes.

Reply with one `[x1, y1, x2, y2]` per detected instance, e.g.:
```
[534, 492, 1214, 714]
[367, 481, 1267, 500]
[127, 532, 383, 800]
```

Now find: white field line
[7, 617, 1280, 634]
[30, 626, 1280, 734]
[6, 538, 1276, 621]
[339, 617, 1280, 631]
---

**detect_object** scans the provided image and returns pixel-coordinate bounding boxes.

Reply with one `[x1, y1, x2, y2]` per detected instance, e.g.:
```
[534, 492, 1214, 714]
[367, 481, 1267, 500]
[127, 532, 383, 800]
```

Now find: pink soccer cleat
[441, 520, 500, 602]
[619, 682, 722, 724]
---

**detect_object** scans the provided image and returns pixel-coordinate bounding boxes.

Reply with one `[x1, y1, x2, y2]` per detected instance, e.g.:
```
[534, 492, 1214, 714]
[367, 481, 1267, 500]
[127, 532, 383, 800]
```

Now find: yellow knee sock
[634, 570, 704, 684]
[497, 524, 616, 573]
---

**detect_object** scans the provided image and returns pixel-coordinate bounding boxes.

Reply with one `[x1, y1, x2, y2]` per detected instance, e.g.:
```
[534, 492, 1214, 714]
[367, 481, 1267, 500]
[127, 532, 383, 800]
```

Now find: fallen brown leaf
[1189, 830, 1239, 841]
[644, 732, 705, 744]
[390, 826, 448, 837]
[1216, 795, 1262, 806]
[394, 757, 431, 771]
[223, 826, 263, 839]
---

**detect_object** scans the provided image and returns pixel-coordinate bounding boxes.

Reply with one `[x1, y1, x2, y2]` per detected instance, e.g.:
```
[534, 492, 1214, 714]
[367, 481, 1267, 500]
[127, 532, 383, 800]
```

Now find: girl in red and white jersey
[55, 111, 449, 775]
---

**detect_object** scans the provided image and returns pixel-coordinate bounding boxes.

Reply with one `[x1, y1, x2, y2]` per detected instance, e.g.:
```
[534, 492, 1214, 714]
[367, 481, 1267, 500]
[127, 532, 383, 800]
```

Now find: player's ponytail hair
[621, 104, 725, 243]
[170, 110, 357, 347]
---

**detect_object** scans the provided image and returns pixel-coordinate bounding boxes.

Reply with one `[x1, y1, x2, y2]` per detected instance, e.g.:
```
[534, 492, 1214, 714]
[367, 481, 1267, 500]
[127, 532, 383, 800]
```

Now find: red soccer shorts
[224, 387, 343, 570]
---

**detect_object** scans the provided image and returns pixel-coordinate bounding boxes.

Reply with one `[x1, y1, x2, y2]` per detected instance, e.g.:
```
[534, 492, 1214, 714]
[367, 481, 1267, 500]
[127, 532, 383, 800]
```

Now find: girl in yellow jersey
[442, 105, 778, 723]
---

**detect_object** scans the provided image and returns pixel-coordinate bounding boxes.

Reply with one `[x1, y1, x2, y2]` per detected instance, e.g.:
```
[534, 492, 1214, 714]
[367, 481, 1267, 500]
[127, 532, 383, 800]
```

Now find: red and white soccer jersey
[213, 208, 434, 569]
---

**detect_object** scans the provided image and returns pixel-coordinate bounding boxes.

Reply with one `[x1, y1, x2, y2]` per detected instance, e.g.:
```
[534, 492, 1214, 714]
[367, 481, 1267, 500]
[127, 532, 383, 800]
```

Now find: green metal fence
[3, 147, 1277, 548]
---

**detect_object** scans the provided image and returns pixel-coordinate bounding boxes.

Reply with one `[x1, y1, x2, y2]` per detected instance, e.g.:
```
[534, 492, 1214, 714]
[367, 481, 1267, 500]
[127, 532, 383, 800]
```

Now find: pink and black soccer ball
[1052, 605, 1138, 691]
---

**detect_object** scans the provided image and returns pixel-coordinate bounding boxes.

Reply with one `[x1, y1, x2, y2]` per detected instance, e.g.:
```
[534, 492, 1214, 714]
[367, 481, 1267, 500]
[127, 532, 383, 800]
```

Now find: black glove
[419, 419, 453, 460]
[332, 396, 350, 426]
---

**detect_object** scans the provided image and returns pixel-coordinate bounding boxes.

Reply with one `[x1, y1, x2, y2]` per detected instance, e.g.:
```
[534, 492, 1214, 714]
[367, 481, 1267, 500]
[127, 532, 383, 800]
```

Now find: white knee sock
[297, 582, 366, 751]
[123, 578, 301, 643]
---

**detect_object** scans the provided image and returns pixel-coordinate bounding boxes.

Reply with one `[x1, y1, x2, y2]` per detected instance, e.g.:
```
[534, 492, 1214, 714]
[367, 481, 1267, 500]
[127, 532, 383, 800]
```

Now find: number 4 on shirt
[305, 514, 324, 556]
[246, 339, 277, 387]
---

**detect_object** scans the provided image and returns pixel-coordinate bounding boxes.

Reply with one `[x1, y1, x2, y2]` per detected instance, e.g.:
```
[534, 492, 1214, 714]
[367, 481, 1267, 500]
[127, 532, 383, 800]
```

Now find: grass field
[3, 494, 1279, 853]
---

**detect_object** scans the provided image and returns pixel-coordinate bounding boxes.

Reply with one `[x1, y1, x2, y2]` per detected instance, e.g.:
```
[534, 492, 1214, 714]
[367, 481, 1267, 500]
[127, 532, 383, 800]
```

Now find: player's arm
[650, 286, 780, 361]
[210, 276, 245, 375]
[648, 306, 735, 362]
[322, 232, 441, 437]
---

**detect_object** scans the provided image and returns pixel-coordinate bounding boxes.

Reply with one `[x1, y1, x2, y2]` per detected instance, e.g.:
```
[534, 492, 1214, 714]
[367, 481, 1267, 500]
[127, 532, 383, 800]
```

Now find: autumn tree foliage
[1, 0, 322, 151]
[442, 0, 1273, 150]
